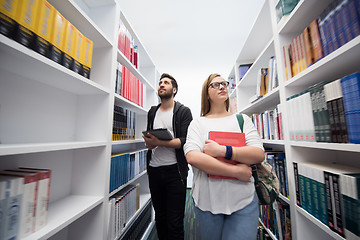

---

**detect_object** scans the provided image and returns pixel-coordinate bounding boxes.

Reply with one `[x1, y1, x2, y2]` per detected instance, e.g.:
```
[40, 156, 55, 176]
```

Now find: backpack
[236, 114, 280, 205]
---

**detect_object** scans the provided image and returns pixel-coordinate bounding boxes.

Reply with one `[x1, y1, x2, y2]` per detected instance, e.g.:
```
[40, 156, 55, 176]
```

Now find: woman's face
[208, 76, 229, 103]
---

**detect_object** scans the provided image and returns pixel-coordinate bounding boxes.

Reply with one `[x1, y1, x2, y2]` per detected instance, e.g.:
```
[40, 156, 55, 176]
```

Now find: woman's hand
[233, 163, 252, 182]
[203, 139, 226, 158]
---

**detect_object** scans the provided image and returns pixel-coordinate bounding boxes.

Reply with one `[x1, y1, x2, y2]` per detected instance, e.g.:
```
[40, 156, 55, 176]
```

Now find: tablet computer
[142, 128, 173, 140]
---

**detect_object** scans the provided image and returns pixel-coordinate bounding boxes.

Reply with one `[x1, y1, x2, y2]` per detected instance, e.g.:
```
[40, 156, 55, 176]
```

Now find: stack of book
[318, 0, 360, 57]
[108, 184, 141, 239]
[115, 63, 144, 107]
[282, 0, 360, 80]
[266, 151, 289, 198]
[118, 19, 138, 68]
[0, 0, 93, 79]
[286, 72, 360, 144]
[109, 149, 147, 193]
[252, 104, 284, 141]
[0, 168, 51, 239]
[119, 200, 152, 240]
[293, 161, 360, 239]
[250, 56, 279, 104]
[259, 198, 292, 240]
[112, 105, 136, 141]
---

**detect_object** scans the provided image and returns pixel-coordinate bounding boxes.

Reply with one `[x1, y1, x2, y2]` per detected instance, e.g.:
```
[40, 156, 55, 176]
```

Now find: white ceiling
[117, 0, 265, 116]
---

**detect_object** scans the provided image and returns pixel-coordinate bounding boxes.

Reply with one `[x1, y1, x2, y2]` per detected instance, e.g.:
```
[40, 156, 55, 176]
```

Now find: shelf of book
[277, 0, 332, 35]
[117, 49, 155, 91]
[0, 0, 157, 239]
[0, 35, 109, 95]
[230, 0, 360, 239]
[259, 218, 278, 240]
[114, 94, 148, 114]
[279, 194, 290, 205]
[22, 195, 103, 240]
[284, 35, 360, 90]
[109, 170, 147, 197]
[263, 139, 285, 146]
[116, 194, 152, 240]
[290, 141, 360, 153]
[240, 87, 280, 115]
[119, 11, 157, 72]
[296, 207, 345, 240]
[0, 141, 107, 156]
[50, 0, 114, 48]
[237, 39, 275, 88]
[112, 139, 145, 145]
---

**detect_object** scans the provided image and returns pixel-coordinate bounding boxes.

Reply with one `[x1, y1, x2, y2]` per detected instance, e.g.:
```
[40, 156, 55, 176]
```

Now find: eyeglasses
[209, 81, 229, 89]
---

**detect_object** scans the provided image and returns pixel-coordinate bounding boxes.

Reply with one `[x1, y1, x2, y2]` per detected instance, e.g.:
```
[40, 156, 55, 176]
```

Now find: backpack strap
[236, 113, 259, 180]
[236, 113, 244, 133]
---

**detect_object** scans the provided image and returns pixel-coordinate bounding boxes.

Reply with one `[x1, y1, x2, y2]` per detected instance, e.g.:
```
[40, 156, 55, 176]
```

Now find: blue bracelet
[225, 145, 232, 160]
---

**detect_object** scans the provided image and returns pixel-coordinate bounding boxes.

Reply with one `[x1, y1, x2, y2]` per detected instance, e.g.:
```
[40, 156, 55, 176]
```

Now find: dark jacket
[146, 101, 193, 181]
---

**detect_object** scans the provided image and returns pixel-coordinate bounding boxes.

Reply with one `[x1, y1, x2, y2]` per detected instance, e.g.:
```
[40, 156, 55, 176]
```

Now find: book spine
[309, 19, 324, 62]
[347, 0, 360, 40]
[316, 167, 328, 225]
[324, 171, 336, 232]
[341, 72, 360, 144]
[332, 173, 345, 237]
[319, 84, 332, 142]
[293, 162, 301, 207]
[309, 85, 322, 142]
[1, 177, 22, 240]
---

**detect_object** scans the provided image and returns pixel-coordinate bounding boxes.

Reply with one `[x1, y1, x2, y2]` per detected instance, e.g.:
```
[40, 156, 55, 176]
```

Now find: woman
[184, 73, 264, 240]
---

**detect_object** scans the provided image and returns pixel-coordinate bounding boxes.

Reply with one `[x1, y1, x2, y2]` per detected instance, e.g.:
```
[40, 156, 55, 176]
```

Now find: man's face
[158, 77, 176, 99]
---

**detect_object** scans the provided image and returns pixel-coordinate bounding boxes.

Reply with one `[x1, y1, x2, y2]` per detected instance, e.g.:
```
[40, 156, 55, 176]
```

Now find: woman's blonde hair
[200, 73, 229, 116]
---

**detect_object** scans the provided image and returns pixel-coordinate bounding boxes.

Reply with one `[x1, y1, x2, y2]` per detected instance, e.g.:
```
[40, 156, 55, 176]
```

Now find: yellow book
[72, 27, 84, 74]
[62, 20, 76, 69]
[33, 0, 55, 57]
[14, 0, 40, 47]
[82, 36, 93, 79]
[0, 0, 20, 37]
[49, 9, 66, 63]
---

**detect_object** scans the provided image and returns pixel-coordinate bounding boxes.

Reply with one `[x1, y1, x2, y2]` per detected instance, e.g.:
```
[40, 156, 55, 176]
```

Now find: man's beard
[158, 89, 173, 99]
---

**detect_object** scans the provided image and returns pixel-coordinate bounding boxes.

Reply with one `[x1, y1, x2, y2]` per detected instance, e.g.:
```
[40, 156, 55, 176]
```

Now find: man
[143, 73, 193, 240]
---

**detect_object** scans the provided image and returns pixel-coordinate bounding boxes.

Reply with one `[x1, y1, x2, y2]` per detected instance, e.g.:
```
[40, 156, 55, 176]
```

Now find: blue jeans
[194, 193, 259, 240]
[148, 164, 187, 240]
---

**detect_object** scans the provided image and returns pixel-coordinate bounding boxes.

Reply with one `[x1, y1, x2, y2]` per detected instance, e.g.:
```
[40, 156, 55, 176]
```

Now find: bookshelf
[0, 0, 157, 239]
[230, 0, 360, 239]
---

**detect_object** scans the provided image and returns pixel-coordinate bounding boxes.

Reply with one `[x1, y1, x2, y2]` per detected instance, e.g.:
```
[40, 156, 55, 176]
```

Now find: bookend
[236, 114, 280, 205]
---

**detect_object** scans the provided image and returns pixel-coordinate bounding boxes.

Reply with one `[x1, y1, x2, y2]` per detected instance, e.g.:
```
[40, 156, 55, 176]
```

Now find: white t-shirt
[150, 108, 177, 167]
[183, 114, 264, 214]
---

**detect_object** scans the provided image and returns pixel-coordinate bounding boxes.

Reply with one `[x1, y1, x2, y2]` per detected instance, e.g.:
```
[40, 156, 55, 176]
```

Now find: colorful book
[0, 0, 20, 38]
[0, 176, 23, 240]
[18, 168, 52, 231]
[324, 79, 349, 143]
[33, 0, 55, 57]
[309, 18, 323, 62]
[207, 131, 246, 180]
[0, 171, 38, 238]
[340, 72, 360, 144]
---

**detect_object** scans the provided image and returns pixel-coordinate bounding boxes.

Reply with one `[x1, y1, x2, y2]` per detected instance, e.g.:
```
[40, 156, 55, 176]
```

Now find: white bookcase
[0, 0, 158, 239]
[230, 0, 360, 239]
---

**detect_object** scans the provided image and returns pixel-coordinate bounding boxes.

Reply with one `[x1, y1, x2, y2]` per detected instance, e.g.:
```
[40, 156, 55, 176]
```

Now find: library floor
[147, 188, 201, 240]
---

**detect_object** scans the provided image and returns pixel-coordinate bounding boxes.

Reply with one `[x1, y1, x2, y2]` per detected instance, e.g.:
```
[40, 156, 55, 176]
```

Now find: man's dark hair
[160, 73, 178, 96]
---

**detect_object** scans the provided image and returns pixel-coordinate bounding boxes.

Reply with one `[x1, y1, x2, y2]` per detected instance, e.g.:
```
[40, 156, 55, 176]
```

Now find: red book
[208, 131, 246, 180]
